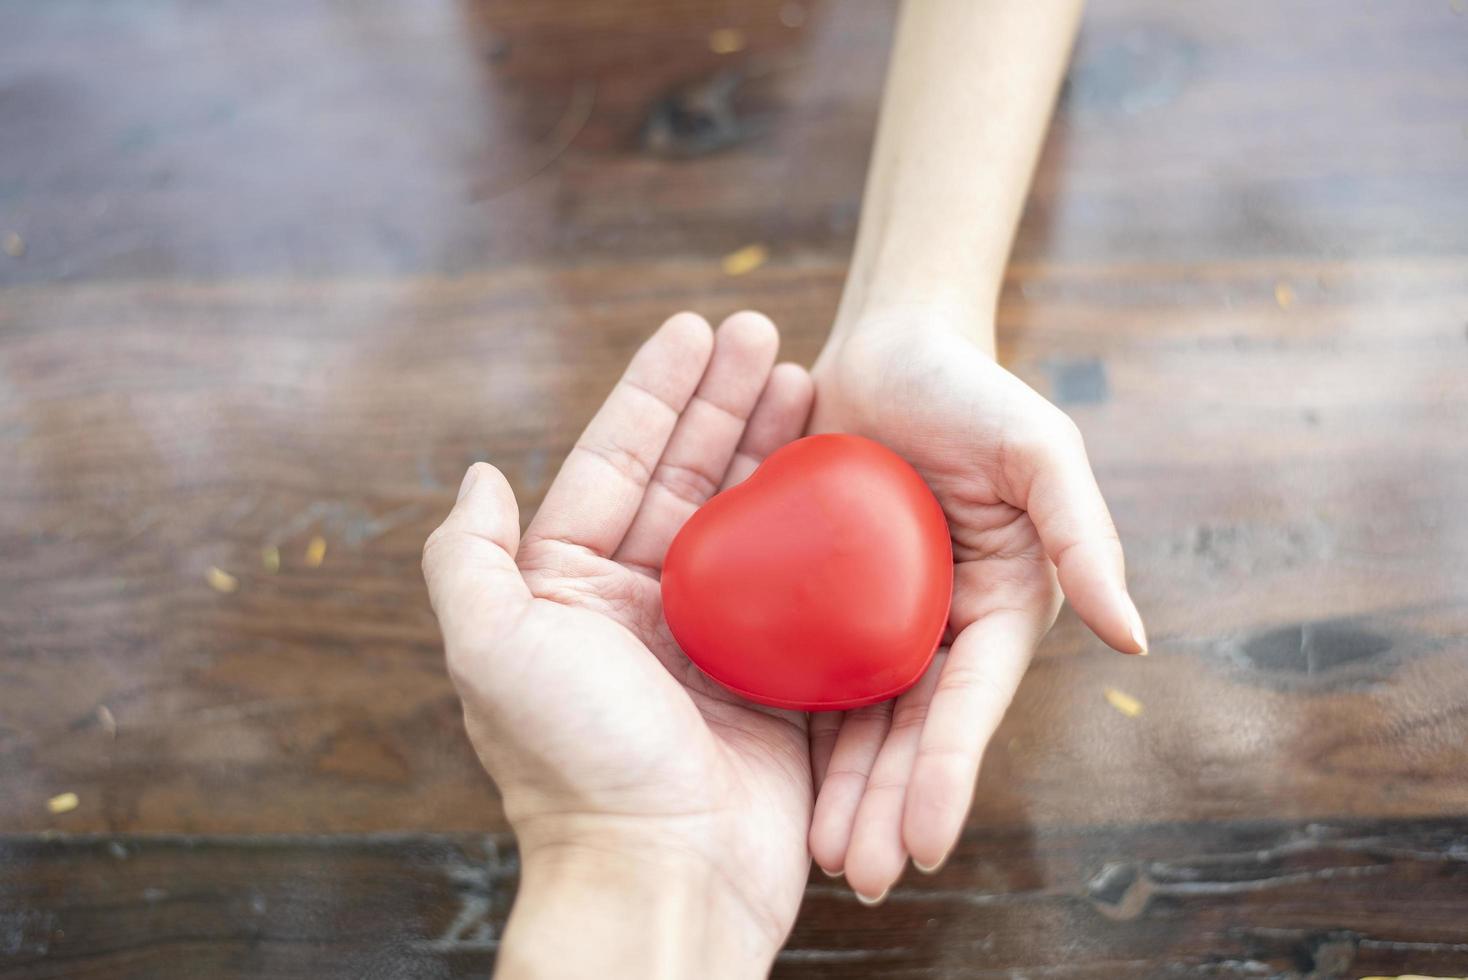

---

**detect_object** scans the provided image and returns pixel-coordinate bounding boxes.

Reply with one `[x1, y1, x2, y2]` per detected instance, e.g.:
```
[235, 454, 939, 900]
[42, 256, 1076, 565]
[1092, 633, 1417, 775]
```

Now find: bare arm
[810, 0, 1145, 903]
[830, 0, 1084, 356]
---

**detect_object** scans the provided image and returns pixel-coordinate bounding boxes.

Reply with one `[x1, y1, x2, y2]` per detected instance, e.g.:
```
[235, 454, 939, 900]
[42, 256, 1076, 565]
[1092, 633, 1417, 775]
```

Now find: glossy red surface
[662, 434, 953, 710]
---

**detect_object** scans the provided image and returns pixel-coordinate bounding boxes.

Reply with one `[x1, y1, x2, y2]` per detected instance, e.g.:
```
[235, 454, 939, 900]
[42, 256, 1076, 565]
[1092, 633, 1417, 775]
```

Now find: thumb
[422, 462, 531, 654]
[1003, 399, 1146, 655]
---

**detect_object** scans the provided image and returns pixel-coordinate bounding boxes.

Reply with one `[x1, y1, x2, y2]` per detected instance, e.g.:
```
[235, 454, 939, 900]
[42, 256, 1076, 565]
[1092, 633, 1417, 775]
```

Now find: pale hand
[806, 316, 1146, 902]
[422, 313, 816, 978]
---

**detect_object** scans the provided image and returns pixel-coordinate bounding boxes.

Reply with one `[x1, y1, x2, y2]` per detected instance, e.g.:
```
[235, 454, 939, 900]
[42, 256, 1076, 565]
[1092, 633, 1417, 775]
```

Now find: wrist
[498, 824, 784, 979]
[818, 299, 997, 379]
[825, 234, 1001, 359]
[830, 215, 1002, 357]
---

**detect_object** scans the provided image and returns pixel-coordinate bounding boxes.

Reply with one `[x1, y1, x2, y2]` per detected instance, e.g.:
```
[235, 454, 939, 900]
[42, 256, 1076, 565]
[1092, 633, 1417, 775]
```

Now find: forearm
[832, 0, 1084, 354]
[496, 836, 780, 979]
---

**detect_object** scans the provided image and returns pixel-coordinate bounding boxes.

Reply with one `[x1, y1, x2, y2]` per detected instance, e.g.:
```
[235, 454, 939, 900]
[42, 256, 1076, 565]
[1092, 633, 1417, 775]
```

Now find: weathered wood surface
[4, 259, 1468, 837]
[3, 818, 1468, 978]
[2, 0, 1467, 974]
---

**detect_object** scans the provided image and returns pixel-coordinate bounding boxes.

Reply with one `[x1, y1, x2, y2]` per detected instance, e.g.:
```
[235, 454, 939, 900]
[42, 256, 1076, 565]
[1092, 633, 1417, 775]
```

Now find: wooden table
[3, 0, 1467, 976]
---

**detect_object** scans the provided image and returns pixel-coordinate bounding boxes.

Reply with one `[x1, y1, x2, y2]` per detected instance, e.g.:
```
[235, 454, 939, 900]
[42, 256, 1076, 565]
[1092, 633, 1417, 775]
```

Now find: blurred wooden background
[2, 0, 1467, 976]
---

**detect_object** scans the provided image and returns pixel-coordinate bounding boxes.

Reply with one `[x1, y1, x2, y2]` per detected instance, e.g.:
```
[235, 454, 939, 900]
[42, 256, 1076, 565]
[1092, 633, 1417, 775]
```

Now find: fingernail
[913, 854, 947, 875]
[855, 887, 889, 907]
[1126, 596, 1148, 655]
[457, 465, 481, 503]
[818, 866, 844, 879]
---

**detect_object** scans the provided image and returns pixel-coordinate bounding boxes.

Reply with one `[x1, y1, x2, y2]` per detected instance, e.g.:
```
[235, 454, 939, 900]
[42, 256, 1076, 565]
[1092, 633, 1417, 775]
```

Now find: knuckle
[442, 637, 481, 691]
[652, 461, 720, 507]
[420, 523, 457, 580]
[1007, 406, 1088, 484]
[578, 436, 655, 486]
[914, 742, 977, 780]
[865, 776, 908, 795]
[848, 701, 895, 727]
[936, 660, 1008, 709]
[890, 702, 930, 734]
[1047, 407, 1085, 448]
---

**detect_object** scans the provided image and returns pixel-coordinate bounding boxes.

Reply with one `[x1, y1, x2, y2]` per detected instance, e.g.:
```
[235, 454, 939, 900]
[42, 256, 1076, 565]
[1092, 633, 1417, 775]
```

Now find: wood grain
[2, 0, 1467, 973]
[4, 258, 1465, 834]
[3, 818, 1467, 978]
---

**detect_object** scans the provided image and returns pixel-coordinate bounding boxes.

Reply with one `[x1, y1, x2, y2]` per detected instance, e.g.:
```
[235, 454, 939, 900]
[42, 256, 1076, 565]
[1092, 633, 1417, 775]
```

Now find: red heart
[662, 434, 952, 710]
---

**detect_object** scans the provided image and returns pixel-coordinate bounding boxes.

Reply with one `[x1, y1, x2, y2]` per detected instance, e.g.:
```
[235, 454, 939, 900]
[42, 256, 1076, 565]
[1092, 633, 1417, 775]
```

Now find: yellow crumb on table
[96, 704, 116, 738]
[206, 566, 238, 593]
[261, 545, 281, 574]
[3, 232, 23, 257]
[47, 792, 79, 815]
[708, 27, 746, 54]
[1104, 687, 1144, 718]
[304, 535, 327, 568]
[721, 243, 769, 276]
[1273, 281, 1295, 310]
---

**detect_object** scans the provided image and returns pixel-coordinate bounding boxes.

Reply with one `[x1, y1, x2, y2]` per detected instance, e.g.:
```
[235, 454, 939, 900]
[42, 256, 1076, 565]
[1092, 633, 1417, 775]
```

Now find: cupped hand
[422, 312, 816, 968]
[806, 315, 1146, 901]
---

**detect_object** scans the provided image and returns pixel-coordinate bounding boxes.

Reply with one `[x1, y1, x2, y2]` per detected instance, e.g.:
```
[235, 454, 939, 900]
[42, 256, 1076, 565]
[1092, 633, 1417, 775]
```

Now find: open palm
[806, 321, 1146, 901]
[422, 312, 817, 950]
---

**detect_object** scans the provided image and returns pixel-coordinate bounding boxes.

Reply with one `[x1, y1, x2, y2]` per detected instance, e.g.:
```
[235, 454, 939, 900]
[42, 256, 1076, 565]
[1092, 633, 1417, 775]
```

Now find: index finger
[522, 313, 714, 559]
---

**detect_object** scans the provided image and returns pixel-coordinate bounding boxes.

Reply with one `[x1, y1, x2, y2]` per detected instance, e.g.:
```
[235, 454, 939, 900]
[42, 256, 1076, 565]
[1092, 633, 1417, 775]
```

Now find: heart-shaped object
[662, 434, 952, 710]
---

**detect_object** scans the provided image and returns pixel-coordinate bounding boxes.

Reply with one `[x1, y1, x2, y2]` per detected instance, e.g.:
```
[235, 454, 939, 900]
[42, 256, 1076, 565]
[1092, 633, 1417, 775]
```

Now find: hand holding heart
[804, 315, 1145, 901]
[423, 309, 1143, 962]
[423, 313, 818, 974]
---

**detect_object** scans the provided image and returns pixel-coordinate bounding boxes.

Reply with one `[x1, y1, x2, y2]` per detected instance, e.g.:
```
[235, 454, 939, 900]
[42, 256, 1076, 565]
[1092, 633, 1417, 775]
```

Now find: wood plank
[1, 0, 1466, 865]
[3, 257, 1466, 833]
[2, 0, 1465, 286]
[3, 818, 1467, 978]
[2, 0, 1467, 971]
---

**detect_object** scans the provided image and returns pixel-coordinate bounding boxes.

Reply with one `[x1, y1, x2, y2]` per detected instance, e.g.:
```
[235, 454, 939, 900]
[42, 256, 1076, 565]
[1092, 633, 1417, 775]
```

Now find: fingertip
[1125, 594, 1149, 655]
[808, 806, 848, 878]
[902, 827, 950, 876]
[901, 764, 966, 873]
[457, 461, 501, 502]
[1096, 596, 1147, 656]
[844, 809, 910, 905]
[707, 311, 781, 403]
[846, 854, 902, 907]
[717, 309, 779, 351]
[756, 363, 815, 441]
[456, 463, 484, 503]
[1055, 544, 1146, 656]
[768, 361, 815, 405]
[456, 460, 517, 513]
[905, 789, 959, 873]
[912, 854, 947, 875]
[1090, 582, 1147, 655]
[657, 311, 715, 358]
[423, 462, 529, 638]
